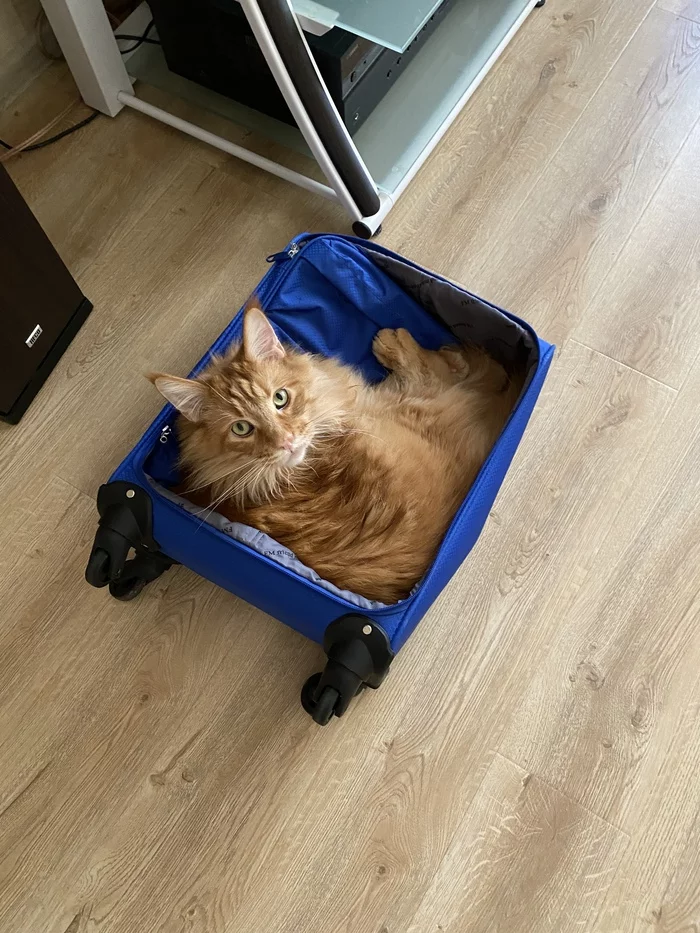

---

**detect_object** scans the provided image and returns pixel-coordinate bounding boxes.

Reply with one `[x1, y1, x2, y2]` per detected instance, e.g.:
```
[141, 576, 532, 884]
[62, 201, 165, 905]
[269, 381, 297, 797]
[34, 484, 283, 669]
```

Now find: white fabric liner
[152, 480, 393, 610]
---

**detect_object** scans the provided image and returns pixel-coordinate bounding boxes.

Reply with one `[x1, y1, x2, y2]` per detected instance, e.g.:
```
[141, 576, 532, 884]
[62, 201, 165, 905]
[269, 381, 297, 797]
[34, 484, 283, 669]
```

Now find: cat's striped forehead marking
[236, 378, 268, 403]
[205, 363, 280, 418]
[201, 348, 312, 423]
[227, 366, 273, 404]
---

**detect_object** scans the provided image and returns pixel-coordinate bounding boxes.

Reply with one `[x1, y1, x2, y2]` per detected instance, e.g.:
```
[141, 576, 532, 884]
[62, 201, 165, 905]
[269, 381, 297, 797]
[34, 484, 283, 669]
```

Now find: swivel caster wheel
[352, 221, 382, 240]
[85, 547, 111, 587]
[301, 672, 340, 726]
[108, 575, 148, 602]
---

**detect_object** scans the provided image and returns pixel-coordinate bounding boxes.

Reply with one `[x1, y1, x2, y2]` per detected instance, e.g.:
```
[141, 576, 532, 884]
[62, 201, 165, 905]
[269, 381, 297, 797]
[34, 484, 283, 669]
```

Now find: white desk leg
[39, 0, 132, 116]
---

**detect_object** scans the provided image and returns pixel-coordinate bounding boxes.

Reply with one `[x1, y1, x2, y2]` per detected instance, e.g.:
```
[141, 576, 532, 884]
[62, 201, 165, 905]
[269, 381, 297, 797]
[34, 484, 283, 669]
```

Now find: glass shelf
[292, 0, 445, 53]
[127, 0, 534, 197]
[354, 0, 533, 194]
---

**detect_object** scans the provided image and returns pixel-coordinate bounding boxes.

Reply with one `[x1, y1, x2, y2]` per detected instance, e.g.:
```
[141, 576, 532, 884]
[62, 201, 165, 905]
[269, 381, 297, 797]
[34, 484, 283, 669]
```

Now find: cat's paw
[372, 328, 420, 371]
[439, 346, 470, 379]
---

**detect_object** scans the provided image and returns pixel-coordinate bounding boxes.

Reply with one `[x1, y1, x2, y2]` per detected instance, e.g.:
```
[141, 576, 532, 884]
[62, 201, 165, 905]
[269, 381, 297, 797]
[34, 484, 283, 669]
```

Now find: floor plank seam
[556, 338, 698, 553]
[556, 20, 700, 356]
[493, 751, 631, 838]
[583, 831, 635, 933]
[570, 104, 700, 340]
[79, 149, 218, 282]
[49, 473, 100, 504]
[399, 745, 503, 923]
[192, 151, 314, 205]
[568, 339, 680, 391]
[538, 11, 700, 369]
[664, 8, 700, 25]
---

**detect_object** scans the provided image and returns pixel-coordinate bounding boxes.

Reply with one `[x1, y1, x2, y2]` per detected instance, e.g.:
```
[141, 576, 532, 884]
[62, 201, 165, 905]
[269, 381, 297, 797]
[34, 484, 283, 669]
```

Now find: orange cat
[149, 303, 522, 603]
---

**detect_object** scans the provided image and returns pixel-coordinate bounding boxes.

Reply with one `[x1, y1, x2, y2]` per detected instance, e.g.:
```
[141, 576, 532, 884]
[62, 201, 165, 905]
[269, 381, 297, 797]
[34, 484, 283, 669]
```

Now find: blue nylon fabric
[266, 238, 454, 381]
[110, 234, 554, 650]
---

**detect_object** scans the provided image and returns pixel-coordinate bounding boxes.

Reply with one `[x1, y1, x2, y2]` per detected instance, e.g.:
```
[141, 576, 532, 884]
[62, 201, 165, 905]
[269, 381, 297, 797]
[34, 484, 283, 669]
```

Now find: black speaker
[0, 165, 92, 424]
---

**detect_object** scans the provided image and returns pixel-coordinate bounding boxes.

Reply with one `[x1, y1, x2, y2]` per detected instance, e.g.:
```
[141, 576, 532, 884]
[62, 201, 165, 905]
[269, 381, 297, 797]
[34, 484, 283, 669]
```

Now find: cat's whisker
[192, 467, 258, 520]
[185, 458, 259, 494]
[189, 458, 256, 484]
[228, 458, 277, 503]
[206, 456, 274, 506]
[347, 430, 384, 442]
[306, 407, 347, 427]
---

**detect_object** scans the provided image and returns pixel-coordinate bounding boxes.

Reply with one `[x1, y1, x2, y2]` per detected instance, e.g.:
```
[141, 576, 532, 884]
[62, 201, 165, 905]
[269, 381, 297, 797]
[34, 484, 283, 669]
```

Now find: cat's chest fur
[214, 388, 473, 602]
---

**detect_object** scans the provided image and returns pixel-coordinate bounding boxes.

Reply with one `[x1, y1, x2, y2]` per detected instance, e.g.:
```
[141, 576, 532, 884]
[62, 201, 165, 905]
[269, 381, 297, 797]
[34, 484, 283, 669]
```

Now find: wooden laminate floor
[1, 1, 700, 930]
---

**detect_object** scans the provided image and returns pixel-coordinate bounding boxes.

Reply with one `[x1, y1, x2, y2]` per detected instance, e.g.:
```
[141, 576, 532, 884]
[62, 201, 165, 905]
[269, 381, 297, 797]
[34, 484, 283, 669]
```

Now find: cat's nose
[281, 434, 295, 452]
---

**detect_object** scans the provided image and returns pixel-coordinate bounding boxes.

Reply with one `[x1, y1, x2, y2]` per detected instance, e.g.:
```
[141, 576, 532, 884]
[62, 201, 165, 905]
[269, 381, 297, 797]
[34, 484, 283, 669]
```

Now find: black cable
[0, 20, 155, 155]
[114, 19, 160, 54]
[0, 111, 100, 154]
[114, 33, 161, 45]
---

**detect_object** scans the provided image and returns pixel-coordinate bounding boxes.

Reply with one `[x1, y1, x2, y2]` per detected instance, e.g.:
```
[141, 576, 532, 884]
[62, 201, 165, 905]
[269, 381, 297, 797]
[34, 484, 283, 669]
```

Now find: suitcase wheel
[300, 617, 395, 725]
[85, 547, 111, 587]
[108, 575, 149, 602]
[85, 482, 177, 599]
[301, 673, 340, 726]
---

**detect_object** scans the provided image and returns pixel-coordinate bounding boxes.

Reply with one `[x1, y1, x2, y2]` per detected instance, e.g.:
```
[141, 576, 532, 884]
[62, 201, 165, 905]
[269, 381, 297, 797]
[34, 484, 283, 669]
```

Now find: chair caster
[535, 0, 546, 7]
[300, 615, 394, 725]
[352, 221, 382, 240]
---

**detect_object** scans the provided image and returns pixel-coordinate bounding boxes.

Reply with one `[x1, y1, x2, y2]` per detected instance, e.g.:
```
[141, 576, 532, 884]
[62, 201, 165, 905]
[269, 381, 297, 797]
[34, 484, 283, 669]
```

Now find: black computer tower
[148, 0, 454, 135]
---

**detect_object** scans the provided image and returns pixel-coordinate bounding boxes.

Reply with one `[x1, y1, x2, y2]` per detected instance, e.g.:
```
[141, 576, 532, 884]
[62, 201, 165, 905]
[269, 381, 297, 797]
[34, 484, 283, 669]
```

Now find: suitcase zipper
[266, 241, 301, 264]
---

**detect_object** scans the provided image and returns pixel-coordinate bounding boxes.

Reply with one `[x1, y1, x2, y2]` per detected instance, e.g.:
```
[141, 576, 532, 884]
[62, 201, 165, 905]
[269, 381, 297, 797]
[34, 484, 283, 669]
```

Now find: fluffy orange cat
[150, 303, 522, 603]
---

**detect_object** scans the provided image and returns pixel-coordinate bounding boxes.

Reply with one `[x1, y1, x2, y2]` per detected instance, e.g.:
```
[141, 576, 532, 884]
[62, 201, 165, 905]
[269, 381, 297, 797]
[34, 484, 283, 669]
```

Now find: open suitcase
[85, 234, 554, 724]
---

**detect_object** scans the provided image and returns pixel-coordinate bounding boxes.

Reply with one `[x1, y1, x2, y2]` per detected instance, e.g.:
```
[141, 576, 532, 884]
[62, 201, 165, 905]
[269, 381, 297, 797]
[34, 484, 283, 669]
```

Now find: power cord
[0, 20, 157, 159]
[114, 19, 160, 54]
[0, 111, 99, 157]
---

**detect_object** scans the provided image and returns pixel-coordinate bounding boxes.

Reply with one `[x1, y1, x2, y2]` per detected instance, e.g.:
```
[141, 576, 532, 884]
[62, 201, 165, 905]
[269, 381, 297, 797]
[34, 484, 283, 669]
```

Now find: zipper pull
[266, 241, 301, 263]
[159, 425, 172, 444]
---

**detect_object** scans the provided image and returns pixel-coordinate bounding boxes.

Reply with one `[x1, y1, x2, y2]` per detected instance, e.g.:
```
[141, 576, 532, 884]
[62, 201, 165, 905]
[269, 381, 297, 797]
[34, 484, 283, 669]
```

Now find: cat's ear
[147, 373, 208, 422]
[243, 302, 285, 362]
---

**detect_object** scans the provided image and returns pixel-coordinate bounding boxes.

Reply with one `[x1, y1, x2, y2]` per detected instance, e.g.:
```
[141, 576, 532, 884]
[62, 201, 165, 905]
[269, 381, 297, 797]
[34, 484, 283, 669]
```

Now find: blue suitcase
[85, 234, 554, 724]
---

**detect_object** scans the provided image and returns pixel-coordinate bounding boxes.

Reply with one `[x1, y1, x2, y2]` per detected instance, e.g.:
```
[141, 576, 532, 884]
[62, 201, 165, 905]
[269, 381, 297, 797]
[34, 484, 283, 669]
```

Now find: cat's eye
[273, 388, 289, 410]
[231, 420, 254, 437]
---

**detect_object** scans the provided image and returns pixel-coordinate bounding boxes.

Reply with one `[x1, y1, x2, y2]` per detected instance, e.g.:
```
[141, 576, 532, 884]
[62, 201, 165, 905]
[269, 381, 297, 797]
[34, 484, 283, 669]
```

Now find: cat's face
[149, 305, 347, 501]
